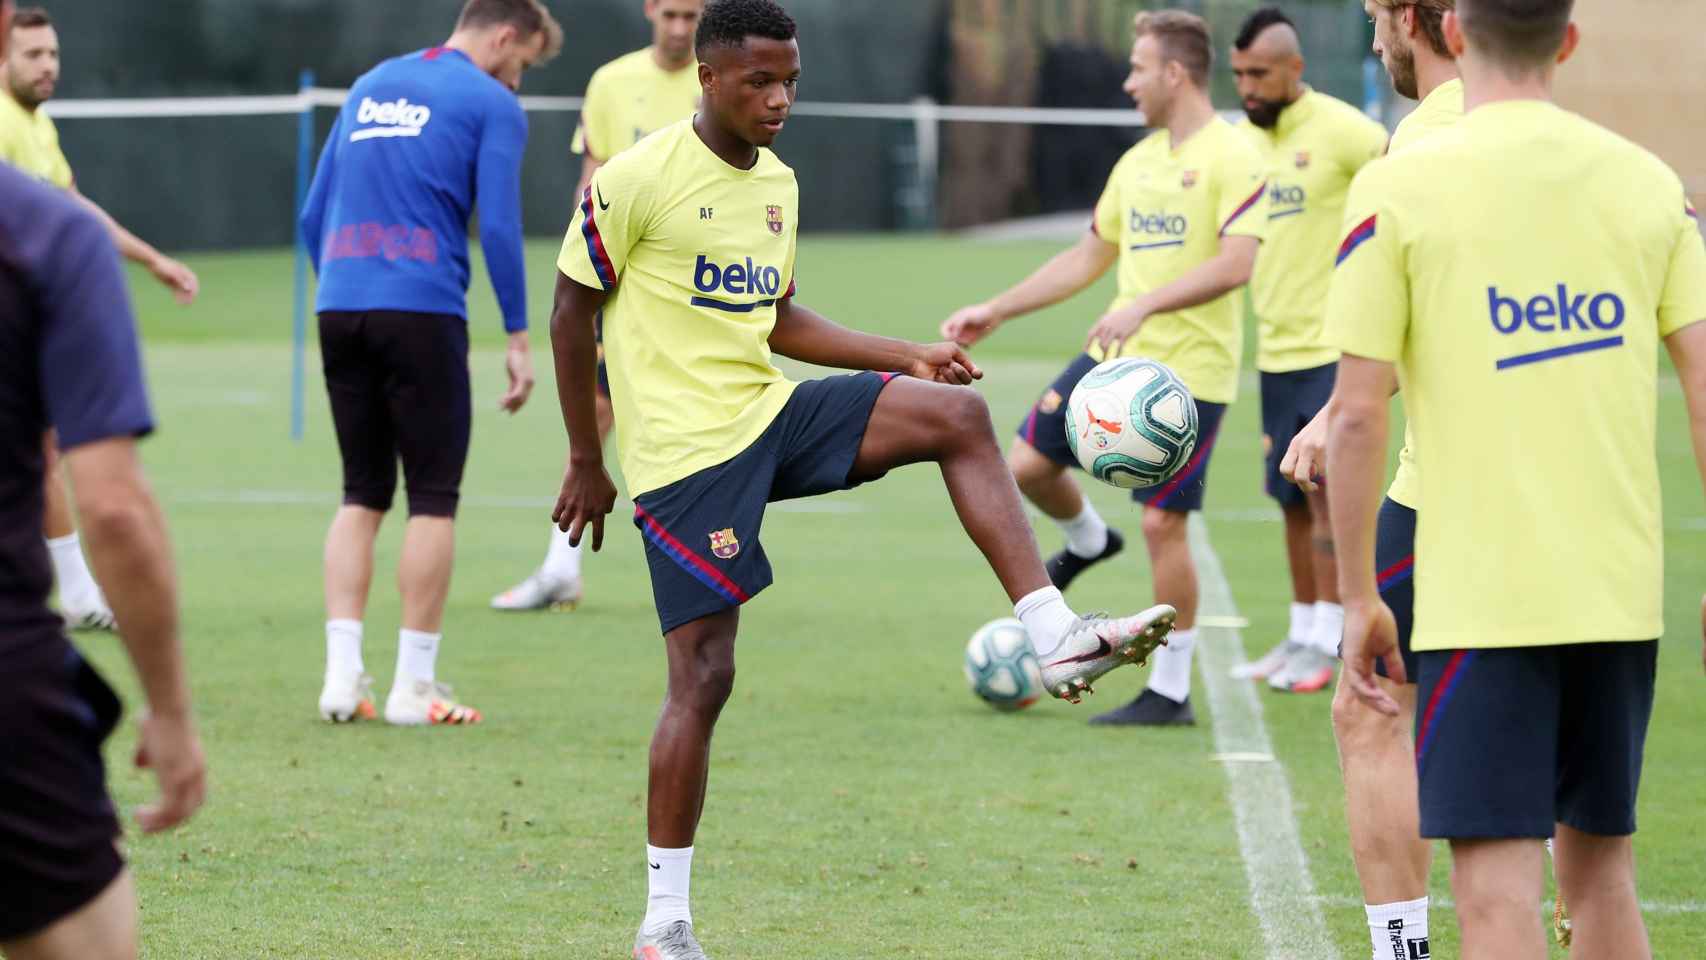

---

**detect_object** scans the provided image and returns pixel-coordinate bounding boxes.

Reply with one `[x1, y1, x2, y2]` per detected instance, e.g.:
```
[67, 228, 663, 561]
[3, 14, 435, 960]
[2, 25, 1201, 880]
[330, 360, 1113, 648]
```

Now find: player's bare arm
[64, 436, 206, 833]
[1325, 353, 1403, 712]
[68, 184, 200, 305]
[1086, 233, 1258, 354]
[1664, 317, 1706, 673]
[548, 271, 618, 550]
[941, 231, 1117, 347]
[772, 297, 979, 385]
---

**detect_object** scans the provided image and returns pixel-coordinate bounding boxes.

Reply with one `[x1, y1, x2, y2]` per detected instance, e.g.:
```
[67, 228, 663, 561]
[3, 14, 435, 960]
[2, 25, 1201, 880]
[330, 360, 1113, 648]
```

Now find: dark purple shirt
[0, 163, 154, 660]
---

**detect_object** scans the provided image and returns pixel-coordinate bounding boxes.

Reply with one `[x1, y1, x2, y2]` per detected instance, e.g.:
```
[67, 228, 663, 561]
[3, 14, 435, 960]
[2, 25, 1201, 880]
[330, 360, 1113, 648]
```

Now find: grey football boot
[634, 921, 709, 960]
[1037, 604, 1177, 703]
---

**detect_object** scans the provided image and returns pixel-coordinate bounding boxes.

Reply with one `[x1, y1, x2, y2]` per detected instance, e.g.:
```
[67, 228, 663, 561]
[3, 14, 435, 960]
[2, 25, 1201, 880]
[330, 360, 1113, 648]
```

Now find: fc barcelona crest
[710, 528, 741, 560]
[766, 205, 784, 235]
[1181, 169, 1199, 189]
[1295, 150, 1311, 169]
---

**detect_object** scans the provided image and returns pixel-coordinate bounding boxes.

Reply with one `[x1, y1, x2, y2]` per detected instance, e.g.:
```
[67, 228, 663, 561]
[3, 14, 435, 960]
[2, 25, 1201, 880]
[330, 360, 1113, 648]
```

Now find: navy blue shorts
[1372, 497, 1417, 683]
[1259, 363, 1335, 507]
[633, 373, 893, 634]
[1016, 353, 1226, 512]
[1414, 640, 1657, 839]
[0, 641, 124, 941]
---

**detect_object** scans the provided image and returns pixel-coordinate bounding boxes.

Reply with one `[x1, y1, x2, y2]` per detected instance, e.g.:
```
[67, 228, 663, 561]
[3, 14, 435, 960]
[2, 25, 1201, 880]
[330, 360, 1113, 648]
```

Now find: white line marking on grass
[168, 489, 868, 514]
[1191, 515, 1340, 960]
[1310, 893, 1706, 916]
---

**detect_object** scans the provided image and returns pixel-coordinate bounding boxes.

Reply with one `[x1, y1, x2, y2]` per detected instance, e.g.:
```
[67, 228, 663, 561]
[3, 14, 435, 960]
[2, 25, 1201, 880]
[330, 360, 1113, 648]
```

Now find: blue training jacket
[301, 47, 529, 333]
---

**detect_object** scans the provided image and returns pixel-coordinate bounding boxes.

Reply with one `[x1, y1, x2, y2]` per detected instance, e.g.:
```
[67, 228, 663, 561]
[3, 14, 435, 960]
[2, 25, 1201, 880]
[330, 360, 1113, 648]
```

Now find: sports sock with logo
[1014, 586, 1078, 658]
[1366, 896, 1429, 960]
[396, 629, 440, 686]
[1145, 627, 1197, 702]
[541, 524, 583, 583]
[642, 844, 694, 935]
[1054, 502, 1110, 559]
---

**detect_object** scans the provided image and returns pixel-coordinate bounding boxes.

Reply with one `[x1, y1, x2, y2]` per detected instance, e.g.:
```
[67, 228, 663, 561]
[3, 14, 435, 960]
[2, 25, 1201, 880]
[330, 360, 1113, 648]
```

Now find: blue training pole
[291, 69, 315, 442]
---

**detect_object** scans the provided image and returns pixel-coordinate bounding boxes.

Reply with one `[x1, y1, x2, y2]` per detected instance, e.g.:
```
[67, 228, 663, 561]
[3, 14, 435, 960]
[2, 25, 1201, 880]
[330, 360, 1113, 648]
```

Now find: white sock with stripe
[1365, 896, 1428, 960]
[642, 844, 694, 935]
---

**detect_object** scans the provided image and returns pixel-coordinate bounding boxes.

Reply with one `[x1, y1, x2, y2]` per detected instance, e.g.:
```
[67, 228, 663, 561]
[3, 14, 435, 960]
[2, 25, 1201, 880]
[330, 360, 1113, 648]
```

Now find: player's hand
[133, 709, 207, 834]
[1280, 406, 1331, 493]
[941, 303, 1001, 348]
[552, 457, 617, 551]
[906, 341, 982, 385]
[1085, 305, 1147, 356]
[499, 332, 535, 414]
[150, 255, 199, 305]
[1341, 597, 1404, 714]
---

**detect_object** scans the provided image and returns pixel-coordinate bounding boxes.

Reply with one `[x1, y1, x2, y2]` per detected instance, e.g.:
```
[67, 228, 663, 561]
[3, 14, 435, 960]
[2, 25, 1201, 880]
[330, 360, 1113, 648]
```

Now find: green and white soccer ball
[963, 617, 1043, 712]
[1064, 358, 1199, 489]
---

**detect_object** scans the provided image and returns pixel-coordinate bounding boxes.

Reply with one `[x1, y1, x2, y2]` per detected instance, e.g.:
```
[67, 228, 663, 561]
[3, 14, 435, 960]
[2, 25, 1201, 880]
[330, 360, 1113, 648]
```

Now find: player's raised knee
[1141, 506, 1185, 542]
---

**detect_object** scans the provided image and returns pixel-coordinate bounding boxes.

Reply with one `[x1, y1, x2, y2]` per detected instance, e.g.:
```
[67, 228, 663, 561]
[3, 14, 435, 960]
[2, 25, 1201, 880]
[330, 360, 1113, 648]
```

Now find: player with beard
[1228, 7, 1387, 695]
[549, 2, 1176, 954]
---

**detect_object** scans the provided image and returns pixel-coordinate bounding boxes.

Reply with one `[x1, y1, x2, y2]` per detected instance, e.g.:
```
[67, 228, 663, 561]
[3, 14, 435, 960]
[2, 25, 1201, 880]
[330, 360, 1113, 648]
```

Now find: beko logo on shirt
[1487, 284, 1625, 334]
[1129, 209, 1187, 237]
[350, 97, 433, 142]
[694, 255, 785, 297]
[1269, 183, 1306, 217]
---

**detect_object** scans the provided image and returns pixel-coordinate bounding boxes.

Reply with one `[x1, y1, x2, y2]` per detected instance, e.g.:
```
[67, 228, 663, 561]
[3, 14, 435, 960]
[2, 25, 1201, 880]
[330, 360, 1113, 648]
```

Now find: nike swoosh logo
[597, 186, 610, 211]
[1049, 638, 1113, 666]
[649, 861, 661, 870]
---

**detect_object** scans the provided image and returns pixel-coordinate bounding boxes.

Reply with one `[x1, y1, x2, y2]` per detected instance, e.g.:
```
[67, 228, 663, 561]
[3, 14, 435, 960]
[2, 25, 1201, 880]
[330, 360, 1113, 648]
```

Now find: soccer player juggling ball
[1326, 1, 1706, 957]
[547, 2, 1176, 956]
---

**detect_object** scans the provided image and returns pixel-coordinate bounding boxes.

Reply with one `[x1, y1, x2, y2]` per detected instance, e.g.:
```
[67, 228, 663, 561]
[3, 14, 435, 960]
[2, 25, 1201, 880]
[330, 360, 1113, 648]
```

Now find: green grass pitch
[80, 236, 1706, 957]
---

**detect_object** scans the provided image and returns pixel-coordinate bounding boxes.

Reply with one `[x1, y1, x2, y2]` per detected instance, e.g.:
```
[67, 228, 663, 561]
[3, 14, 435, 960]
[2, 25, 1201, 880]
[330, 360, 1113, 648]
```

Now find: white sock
[1014, 586, 1078, 658]
[642, 844, 694, 935]
[396, 629, 441, 686]
[46, 532, 99, 600]
[1309, 601, 1345, 656]
[1145, 627, 1197, 703]
[541, 524, 582, 582]
[1054, 502, 1110, 559]
[326, 619, 364, 676]
[1366, 896, 1429, 960]
[1287, 601, 1314, 647]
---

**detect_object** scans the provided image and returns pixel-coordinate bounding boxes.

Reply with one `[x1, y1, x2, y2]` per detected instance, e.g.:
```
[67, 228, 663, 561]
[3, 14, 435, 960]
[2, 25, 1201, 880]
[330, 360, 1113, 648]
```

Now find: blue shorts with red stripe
[1016, 353, 1226, 512]
[1414, 639, 1657, 839]
[632, 372, 893, 634]
[1371, 497, 1417, 682]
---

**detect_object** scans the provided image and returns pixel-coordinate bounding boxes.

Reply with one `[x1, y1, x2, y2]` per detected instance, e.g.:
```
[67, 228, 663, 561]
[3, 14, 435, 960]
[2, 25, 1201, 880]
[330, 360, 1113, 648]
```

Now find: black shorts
[1373, 497, 1417, 683]
[1016, 353, 1226, 512]
[0, 641, 125, 941]
[1259, 363, 1336, 507]
[319, 310, 471, 517]
[1414, 640, 1657, 839]
[634, 373, 893, 634]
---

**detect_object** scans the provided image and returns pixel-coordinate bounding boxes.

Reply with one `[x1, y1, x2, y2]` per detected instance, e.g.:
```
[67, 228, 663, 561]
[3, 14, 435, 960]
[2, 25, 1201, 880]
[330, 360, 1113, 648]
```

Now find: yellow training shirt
[1090, 117, 1267, 404]
[0, 92, 72, 189]
[1325, 100, 1706, 651]
[1384, 77, 1466, 509]
[1241, 89, 1388, 373]
[571, 48, 702, 161]
[558, 118, 799, 497]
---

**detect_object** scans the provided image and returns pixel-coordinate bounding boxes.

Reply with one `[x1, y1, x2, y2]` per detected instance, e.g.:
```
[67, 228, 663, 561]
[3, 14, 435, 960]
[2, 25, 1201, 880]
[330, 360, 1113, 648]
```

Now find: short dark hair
[1134, 10, 1214, 89]
[11, 6, 52, 30]
[1234, 7, 1295, 52]
[1458, 0, 1573, 67]
[457, 0, 564, 60]
[695, 0, 797, 57]
[1371, 0, 1454, 59]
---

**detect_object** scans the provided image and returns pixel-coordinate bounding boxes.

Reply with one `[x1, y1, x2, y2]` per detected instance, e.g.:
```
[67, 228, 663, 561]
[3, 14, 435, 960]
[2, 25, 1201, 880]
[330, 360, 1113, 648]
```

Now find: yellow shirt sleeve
[558, 161, 650, 292]
[1091, 157, 1124, 242]
[1324, 171, 1408, 362]
[1659, 202, 1706, 337]
[1340, 115, 1388, 179]
[1216, 146, 1267, 241]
